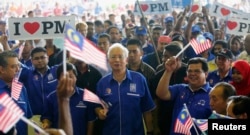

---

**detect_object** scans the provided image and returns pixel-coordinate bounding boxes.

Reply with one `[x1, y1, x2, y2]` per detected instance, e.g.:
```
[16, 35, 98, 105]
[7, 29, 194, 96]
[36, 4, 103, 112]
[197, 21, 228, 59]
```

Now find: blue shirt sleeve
[140, 76, 155, 112]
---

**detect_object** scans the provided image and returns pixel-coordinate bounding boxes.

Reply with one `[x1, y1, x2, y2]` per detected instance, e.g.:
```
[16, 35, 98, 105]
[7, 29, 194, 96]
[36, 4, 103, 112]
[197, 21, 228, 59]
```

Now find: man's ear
[0, 66, 5, 74]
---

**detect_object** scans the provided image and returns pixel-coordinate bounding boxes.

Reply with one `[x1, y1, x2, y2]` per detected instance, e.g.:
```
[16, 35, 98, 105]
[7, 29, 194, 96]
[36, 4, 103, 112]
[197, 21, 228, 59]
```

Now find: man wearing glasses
[207, 49, 233, 87]
[19, 47, 58, 117]
[156, 57, 212, 135]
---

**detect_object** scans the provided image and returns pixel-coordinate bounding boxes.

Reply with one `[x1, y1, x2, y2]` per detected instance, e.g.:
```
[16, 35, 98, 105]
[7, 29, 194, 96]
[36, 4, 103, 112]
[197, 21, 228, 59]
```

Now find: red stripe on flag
[65, 39, 108, 71]
[11, 78, 22, 101]
[0, 93, 24, 133]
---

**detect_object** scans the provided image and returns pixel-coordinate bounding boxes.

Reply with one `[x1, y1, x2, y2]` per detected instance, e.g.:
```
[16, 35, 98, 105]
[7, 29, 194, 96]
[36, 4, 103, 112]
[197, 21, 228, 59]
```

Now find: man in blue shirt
[0, 51, 32, 135]
[134, 26, 154, 56]
[19, 47, 58, 115]
[41, 63, 96, 135]
[156, 57, 212, 134]
[95, 43, 155, 135]
[207, 49, 233, 87]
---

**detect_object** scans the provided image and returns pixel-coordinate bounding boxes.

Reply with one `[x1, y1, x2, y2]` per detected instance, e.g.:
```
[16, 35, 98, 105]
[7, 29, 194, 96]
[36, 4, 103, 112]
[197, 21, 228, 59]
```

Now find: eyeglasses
[186, 69, 203, 74]
[32, 56, 47, 60]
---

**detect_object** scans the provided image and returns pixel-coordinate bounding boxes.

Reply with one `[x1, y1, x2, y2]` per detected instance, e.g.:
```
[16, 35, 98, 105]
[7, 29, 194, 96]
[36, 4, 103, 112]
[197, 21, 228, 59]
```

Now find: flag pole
[183, 103, 199, 135]
[175, 43, 190, 58]
[136, 0, 161, 66]
[192, 118, 207, 135]
[20, 116, 49, 135]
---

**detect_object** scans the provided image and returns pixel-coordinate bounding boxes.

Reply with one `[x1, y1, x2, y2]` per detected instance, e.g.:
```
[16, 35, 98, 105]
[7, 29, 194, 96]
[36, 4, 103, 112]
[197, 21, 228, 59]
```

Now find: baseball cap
[135, 26, 147, 35]
[192, 25, 201, 33]
[216, 49, 233, 59]
[172, 34, 187, 46]
[158, 36, 172, 44]
[203, 32, 214, 42]
[164, 16, 174, 23]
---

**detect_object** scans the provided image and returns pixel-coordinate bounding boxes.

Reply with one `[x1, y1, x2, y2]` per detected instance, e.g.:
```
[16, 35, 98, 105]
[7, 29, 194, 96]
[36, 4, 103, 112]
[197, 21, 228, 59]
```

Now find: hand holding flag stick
[175, 34, 212, 58]
[136, 0, 161, 66]
[0, 93, 49, 135]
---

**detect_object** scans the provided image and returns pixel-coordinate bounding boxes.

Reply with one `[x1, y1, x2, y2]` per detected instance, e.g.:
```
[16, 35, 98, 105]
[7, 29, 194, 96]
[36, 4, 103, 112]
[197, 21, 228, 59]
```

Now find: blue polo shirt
[20, 59, 32, 68]
[41, 87, 97, 135]
[0, 79, 33, 135]
[169, 83, 212, 135]
[19, 66, 58, 115]
[96, 69, 155, 135]
[207, 69, 232, 87]
[142, 43, 154, 56]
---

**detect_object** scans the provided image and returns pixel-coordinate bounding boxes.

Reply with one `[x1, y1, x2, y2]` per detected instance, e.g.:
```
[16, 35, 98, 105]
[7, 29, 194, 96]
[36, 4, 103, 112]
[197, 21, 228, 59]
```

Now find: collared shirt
[20, 59, 32, 68]
[96, 69, 155, 135]
[76, 65, 102, 93]
[207, 69, 232, 87]
[169, 83, 212, 135]
[127, 61, 155, 87]
[0, 79, 33, 135]
[142, 51, 162, 70]
[19, 65, 58, 115]
[142, 42, 154, 56]
[41, 87, 96, 135]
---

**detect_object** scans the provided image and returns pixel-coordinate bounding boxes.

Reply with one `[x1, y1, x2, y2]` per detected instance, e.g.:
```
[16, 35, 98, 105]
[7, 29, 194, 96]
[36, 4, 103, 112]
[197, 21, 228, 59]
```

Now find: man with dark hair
[227, 95, 250, 119]
[86, 21, 97, 45]
[94, 20, 104, 39]
[150, 44, 187, 135]
[41, 63, 97, 135]
[0, 51, 32, 135]
[126, 38, 155, 89]
[106, 26, 122, 44]
[143, 35, 171, 70]
[209, 82, 236, 115]
[157, 57, 212, 134]
[104, 20, 113, 31]
[134, 26, 154, 56]
[19, 47, 58, 116]
[151, 26, 163, 46]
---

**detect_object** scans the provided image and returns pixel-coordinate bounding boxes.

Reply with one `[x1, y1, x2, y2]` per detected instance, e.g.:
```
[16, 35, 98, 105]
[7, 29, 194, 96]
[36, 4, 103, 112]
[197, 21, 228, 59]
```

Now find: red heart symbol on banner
[191, 5, 199, 12]
[24, 22, 40, 34]
[221, 8, 230, 16]
[227, 21, 237, 30]
[140, 4, 148, 12]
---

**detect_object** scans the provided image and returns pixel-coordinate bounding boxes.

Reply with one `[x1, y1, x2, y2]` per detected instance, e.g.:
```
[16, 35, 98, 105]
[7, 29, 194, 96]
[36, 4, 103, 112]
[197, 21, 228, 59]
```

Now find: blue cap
[192, 25, 201, 33]
[203, 32, 214, 42]
[135, 26, 147, 35]
[164, 16, 174, 23]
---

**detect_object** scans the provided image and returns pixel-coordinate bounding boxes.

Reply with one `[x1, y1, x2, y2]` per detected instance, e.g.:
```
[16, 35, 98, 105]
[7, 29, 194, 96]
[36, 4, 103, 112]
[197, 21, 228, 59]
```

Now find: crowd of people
[0, 1, 250, 135]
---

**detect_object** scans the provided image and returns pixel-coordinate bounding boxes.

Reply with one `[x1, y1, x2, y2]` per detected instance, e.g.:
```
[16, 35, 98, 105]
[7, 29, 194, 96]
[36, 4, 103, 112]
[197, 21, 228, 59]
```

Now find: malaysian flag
[64, 24, 108, 72]
[174, 106, 193, 135]
[193, 118, 208, 132]
[0, 93, 24, 133]
[189, 35, 212, 54]
[83, 89, 108, 109]
[11, 75, 23, 101]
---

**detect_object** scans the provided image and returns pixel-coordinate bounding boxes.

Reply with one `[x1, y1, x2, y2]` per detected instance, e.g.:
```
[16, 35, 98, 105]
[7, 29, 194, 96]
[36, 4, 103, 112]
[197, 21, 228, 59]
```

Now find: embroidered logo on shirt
[47, 73, 53, 81]
[105, 88, 112, 95]
[33, 75, 38, 80]
[209, 79, 213, 85]
[76, 101, 86, 108]
[129, 83, 136, 92]
[197, 100, 206, 106]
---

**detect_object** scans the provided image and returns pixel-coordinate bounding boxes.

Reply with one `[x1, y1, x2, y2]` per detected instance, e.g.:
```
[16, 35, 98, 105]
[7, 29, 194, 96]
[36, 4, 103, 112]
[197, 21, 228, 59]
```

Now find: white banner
[8, 16, 75, 40]
[209, 1, 248, 19]
[225, 18, 250, 36]
[133, 0, 172, 15]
